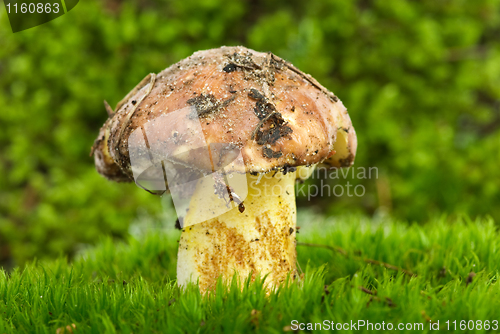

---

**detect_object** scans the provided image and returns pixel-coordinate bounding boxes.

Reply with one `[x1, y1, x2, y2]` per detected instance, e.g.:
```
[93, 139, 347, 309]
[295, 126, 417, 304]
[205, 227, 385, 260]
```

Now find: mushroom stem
[177, 170, 298, 292]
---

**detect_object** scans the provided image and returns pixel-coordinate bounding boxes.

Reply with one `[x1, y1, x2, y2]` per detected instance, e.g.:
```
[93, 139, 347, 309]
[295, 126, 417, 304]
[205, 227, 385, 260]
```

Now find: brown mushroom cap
[92, 46, 357, 182]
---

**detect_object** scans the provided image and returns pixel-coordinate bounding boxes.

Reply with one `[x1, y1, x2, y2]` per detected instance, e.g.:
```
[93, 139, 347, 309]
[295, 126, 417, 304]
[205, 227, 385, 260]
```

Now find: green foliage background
[1, 0, 499, 267]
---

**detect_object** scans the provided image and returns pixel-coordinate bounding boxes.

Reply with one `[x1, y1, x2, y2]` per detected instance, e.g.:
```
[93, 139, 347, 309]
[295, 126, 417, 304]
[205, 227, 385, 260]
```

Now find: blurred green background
[1, 0, 499, 268]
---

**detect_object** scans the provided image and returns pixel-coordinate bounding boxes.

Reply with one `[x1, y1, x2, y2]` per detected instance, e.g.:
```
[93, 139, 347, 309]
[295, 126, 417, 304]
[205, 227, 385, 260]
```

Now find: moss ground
[1, 213, 499, 333]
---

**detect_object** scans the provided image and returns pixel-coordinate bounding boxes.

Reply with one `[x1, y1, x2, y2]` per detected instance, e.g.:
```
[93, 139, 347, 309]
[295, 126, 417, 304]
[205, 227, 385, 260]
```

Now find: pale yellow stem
[177, 171, 298, 292]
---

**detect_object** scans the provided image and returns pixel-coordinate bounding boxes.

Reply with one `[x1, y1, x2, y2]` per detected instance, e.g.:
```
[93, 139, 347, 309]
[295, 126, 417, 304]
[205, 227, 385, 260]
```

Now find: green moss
[2, 214, 500, 332]
[1, 0, 500, 266]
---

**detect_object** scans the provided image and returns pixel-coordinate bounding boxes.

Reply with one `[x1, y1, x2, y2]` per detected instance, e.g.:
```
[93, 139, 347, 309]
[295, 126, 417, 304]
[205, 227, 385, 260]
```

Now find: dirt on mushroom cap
[92, 46, 356, 182]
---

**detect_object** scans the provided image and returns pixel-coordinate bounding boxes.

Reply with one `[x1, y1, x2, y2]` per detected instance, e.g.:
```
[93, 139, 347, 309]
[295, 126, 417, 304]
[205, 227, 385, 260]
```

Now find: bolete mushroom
[92, 46, 356, 292]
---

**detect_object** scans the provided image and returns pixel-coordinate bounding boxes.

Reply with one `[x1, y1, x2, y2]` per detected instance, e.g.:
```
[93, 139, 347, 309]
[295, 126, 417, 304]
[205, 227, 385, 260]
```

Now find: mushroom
[92, 46, 357, 293]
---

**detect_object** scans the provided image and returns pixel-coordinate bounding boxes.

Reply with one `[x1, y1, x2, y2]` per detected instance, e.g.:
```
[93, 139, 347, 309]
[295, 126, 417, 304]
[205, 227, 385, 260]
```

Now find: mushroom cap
[92, 46, 357, 183]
